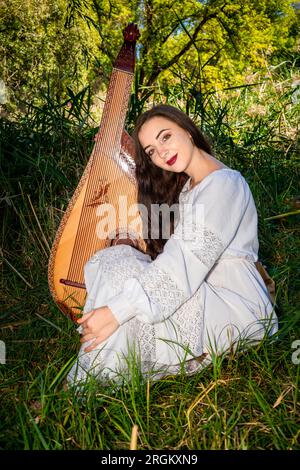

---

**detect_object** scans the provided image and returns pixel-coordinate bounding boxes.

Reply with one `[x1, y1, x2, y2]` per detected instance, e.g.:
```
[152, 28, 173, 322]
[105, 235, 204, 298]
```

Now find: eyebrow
[143, 128, 170, 152]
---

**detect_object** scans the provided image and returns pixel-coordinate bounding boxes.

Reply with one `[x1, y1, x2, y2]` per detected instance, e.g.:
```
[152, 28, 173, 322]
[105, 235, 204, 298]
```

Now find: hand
[77, 306, 120, 352]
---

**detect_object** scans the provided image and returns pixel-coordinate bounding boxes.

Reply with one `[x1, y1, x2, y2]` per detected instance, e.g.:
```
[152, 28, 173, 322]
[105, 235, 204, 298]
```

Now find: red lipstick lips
[166, 154, 177, 166]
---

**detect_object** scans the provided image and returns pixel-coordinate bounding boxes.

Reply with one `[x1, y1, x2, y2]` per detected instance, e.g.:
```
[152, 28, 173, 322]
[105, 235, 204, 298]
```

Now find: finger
[80, 327, 92, 336]
[84, 323, 118, 351]
[80, 333, 97, 344]
[77, 310, 94, 324]
[84, 337, 104, 353]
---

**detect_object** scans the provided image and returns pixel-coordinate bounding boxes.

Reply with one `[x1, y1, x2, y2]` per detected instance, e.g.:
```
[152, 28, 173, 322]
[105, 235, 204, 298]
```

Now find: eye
[162, 133, 171, 141]
[147, 149, 154, 158]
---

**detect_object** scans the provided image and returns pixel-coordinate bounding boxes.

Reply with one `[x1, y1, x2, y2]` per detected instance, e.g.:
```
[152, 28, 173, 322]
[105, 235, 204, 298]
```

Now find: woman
[67, 105, 278, 387]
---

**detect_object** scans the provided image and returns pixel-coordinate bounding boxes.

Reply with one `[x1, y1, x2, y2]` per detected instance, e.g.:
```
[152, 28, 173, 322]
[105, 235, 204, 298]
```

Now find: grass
[0, 62, 300, 450]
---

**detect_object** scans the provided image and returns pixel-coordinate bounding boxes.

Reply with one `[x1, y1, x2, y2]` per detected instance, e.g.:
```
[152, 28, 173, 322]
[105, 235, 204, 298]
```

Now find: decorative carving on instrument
[115, 23, 140, 72]
[86, 181, 110, 207]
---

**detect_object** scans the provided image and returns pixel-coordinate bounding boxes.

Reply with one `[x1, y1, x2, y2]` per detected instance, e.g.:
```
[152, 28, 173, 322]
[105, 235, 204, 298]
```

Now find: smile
[166, 154, 177, 166]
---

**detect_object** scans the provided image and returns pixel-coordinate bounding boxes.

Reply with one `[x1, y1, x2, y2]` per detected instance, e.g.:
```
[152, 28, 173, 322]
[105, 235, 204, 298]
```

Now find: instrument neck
[93, 33, 138, 160]
[93, 68, 132, 161]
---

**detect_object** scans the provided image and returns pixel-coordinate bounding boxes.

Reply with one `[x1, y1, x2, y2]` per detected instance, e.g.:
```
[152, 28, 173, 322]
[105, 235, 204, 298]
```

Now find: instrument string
[68, 71, 128, 281]
[96, 72, 125, 251]
[49, 27, 141, 320]
[68, 73, 117, 280]
[91, 72, 124, 254]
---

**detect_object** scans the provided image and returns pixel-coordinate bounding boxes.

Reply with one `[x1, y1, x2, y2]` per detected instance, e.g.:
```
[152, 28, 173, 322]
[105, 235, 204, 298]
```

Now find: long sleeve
[106, 170, 250, 325]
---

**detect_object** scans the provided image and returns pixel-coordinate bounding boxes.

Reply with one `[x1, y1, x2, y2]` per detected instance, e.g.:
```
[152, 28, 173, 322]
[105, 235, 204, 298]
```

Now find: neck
[186, 150, 225, 189]
[185, 148, 207, 186]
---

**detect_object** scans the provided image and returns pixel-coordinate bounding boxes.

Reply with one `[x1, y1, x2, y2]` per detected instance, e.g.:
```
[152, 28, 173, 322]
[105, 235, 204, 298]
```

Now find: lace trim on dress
[127, 318, 156, 364]
[138, 262, 188, 318]
[174, 221, 224, 268]
[88, 245, 148, 265]
[126, 285, 205, 379]
[86, 246, 151, 294]
[82, 246, 151, 316]
[171, 286, 204, 357]
[69, 245, 206, 387]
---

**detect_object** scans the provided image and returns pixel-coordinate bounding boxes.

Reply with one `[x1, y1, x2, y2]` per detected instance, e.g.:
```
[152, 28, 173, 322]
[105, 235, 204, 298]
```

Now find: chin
[164, 161, 183, 173]
[164, 167, 181, 173]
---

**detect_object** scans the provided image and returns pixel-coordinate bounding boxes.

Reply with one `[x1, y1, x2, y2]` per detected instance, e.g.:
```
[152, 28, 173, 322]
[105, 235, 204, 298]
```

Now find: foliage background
[1, 0, 299, 113]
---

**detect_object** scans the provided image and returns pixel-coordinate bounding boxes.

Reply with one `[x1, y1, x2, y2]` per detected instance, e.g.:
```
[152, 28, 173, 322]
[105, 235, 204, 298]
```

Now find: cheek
[177, 137, 193, 154]
[186, 136, 195, 151]
[176, 133, 190, 145]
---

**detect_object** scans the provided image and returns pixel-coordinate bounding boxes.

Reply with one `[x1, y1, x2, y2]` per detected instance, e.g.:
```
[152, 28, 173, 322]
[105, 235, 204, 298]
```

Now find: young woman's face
[138, 116, 197, 173]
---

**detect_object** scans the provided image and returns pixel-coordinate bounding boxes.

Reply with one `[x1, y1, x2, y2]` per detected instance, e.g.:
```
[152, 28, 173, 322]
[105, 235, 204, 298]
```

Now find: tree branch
[144, 10, 220, 88]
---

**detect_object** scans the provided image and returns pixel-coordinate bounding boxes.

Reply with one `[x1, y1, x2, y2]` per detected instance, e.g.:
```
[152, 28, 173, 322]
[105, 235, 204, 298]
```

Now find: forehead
[138, 116, 179, 143]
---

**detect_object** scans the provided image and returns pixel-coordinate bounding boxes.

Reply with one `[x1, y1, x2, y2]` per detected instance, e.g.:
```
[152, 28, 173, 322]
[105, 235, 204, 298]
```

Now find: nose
[157, 146, 169, 161]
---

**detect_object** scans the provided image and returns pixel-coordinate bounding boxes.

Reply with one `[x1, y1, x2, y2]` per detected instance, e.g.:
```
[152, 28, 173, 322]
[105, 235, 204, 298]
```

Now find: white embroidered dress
[67, 168, 278, 386]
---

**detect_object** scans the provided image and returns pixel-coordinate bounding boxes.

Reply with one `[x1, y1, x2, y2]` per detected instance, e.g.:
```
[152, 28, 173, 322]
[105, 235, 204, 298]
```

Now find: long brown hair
[132, 104, 213, 260]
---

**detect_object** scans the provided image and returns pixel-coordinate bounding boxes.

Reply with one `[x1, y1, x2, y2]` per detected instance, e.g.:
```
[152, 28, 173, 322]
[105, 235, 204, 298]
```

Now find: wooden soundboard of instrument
[48, 24, 145, 322]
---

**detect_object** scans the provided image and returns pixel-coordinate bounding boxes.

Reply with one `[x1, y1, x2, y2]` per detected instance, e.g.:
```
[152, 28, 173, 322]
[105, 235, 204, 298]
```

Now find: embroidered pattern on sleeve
[138, 263, 188, 318]
[175, 221, 224, 268]
[87, 245, 150, 292]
